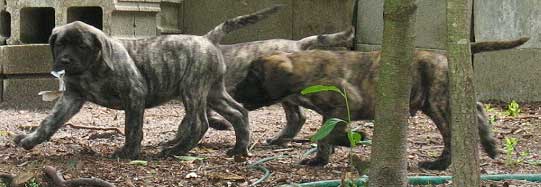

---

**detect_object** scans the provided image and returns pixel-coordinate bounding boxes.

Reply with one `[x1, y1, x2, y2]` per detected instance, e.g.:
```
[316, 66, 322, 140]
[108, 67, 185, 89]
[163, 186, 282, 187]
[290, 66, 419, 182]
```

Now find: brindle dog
[233, 38, 529, 170]
[204, 24, 355, 146]
[13, 6, 282, 159]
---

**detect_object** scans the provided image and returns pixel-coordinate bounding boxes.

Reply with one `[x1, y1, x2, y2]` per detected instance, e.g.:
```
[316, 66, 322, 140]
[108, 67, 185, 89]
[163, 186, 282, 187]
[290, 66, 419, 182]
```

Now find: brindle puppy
[233, 38, 529, 170]
[205, 25, 355, 146]
[12, 5, 283, 160]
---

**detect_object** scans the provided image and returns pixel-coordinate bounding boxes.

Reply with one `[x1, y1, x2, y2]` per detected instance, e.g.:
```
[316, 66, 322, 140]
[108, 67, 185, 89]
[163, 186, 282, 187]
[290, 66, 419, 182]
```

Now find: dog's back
[119, 35, 225, 107]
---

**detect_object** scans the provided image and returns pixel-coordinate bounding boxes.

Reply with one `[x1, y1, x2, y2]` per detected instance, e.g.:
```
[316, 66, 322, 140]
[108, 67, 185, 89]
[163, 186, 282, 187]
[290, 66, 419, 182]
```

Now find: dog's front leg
[112, 92, 145, 160]
[267, 101, 306, 146]
[14, 93, 85, 149]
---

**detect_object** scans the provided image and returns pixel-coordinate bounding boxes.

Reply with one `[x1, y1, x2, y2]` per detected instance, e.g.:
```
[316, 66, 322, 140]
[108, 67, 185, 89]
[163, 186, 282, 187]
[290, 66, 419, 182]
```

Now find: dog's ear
[94, 33, 120, 72]
[48, 28, 59, 60]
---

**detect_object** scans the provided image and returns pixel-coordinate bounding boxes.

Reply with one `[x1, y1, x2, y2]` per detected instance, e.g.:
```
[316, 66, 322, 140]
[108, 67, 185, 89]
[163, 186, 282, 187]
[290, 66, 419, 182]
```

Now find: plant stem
[342, 88, 352, 123]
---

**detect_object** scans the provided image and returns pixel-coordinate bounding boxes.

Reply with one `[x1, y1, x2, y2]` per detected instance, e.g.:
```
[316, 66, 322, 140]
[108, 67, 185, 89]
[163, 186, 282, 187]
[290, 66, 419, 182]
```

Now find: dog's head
[48, 21, 117, 76]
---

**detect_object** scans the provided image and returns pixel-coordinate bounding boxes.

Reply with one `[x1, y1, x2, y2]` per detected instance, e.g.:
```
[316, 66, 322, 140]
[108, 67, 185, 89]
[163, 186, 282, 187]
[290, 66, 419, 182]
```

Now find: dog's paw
[226, 147, 251, 157]
[160, 146, 189, 157]
[299, 157, 328, 166]
[112, 146, 140, 160]
[13, 134, 38, 150]
[265, 137, 290, 147]
[418, 158, 451, 170]
[208, 118, 232, 131]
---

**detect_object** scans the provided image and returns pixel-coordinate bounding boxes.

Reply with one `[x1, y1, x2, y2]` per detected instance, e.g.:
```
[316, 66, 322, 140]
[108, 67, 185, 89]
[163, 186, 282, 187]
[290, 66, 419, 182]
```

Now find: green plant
[488, 115, 497, 125]
[484, 103, 495, 113]
[504, 137, 529, 166]
[505, 100, 521, 117]
[301, 85, 362, 147]
[301, 85, 364, 187]
[504, 137, 518, 166]
[25, 178, 39, 187]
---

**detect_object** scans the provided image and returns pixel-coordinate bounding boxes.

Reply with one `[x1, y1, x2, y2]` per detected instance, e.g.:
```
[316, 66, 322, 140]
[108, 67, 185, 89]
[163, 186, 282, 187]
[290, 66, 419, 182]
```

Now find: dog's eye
[78, 44, 88, 49]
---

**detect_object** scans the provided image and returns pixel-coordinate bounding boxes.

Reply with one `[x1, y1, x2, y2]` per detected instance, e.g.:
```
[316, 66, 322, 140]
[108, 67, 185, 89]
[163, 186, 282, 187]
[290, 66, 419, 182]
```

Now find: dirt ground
[1, 101, 541, 187]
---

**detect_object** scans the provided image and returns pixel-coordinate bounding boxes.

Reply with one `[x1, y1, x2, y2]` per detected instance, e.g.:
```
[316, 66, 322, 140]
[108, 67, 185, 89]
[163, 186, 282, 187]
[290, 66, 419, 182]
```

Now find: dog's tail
[297, 27, 355, 50]
[471, 37, 529, 53]
[204, 5, 283, 44]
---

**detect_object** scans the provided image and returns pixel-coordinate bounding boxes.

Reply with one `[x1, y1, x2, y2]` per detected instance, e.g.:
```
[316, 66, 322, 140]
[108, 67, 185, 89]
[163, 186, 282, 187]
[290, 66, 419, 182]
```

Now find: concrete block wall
[3, 0, 161, 45]
[180, 0, 354, 44]
[355, 0, 541, 102]
[355, 0, 447, 51]
[473, 0, 541, 102]
[0, 45, 56, 109]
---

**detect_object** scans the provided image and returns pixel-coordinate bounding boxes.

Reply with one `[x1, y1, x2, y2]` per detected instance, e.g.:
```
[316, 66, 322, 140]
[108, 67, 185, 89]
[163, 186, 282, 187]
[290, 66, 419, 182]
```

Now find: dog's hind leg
[267, 101, 306, 146]
[208, 110, 233, 130]
[161, 90, 209, 156]
[208, 81, 250, 156]
[476, 102, 498, 158]
[418, 101, 452, 170]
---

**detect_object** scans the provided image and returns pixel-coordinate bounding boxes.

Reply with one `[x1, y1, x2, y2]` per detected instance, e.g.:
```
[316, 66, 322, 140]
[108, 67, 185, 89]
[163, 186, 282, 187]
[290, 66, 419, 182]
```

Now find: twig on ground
[17, 124, 124, 135]
[249, 139, 259, 151]
[65, 123, 124, 135]
[43, 166, 116, 187]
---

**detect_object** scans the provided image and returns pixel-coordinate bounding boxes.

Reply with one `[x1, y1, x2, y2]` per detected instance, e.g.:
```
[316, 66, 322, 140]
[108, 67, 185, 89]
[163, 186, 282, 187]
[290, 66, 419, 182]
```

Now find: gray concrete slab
[355, 0, 447, 50]
[1, 77, 56, 109]
[474, 0, 541, 48]
[0, 44, 52, 75]
[293, 0, 353, 40]
[474, 49, 541, 102]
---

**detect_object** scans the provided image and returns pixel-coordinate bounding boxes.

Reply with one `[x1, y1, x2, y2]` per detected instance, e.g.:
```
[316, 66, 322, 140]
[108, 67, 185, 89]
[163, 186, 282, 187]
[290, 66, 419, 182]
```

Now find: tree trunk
[447, 0, 481, 186]
[368, 0, 416, 186]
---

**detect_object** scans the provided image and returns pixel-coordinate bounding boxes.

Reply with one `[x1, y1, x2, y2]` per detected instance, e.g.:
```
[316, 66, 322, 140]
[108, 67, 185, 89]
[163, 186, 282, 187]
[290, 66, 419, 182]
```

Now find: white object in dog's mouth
[51, 70, 65, 78]
[38, 70, 66, 101]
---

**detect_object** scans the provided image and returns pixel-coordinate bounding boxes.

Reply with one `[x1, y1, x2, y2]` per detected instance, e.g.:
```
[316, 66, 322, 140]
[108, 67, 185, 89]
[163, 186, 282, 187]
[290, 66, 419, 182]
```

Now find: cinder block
[1, 77, 57, 109]
[111, 10, 159, 38]
[157, 1, 183, 34]
[292, 0, 353, 40]
[182, 0, 351, 44]
[5, 0, 61, 45]
[182, 0, 262, 43]
[0, 44, 52, 75]
[111, 11, 135, 38]
[474, 49, 541, 102]
[474, 0, 541, 48]
[355, 0, 447, 50]
[134, 11, 157, 37]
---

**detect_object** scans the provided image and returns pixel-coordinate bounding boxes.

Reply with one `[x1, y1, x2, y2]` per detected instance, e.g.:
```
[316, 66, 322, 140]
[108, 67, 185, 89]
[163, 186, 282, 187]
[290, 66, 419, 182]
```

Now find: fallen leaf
[208, 172, 244, 181]
[129, 160, 148, 166]
[0, 130, 11, 137]
[174, 156, 206, 162]
[185, 172, 199, 179]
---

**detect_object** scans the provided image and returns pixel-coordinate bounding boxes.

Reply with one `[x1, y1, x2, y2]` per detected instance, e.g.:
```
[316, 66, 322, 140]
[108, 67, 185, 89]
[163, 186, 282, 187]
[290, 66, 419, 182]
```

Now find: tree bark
[448, 0, 481, 186]
[368, 0, 416, 186]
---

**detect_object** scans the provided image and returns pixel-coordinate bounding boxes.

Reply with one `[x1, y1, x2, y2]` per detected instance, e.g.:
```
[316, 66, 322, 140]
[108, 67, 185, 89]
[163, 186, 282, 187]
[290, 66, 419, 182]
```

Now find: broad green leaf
[129, 160, 148, 166]
[301, 85, 342, 95]
[310, 118, 346, 142]
[347, 131, 362, 147]
[174, 156, 206, 161]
